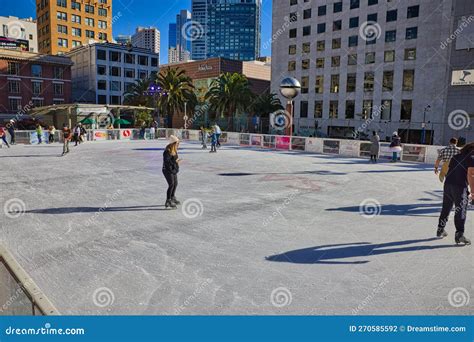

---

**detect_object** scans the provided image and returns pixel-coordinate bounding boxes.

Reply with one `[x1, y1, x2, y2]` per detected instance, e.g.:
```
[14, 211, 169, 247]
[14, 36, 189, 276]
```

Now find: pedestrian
[210, 128, 217, 153]
[149, 124, 156, 140]
[0, 126, 10, 148]
[61, 123, 72, 156]
[370, 131, 380, 163]
[214, 123, 222, 147]
[79, 123, 86, 143]
[162, 135, 181, 209]
[436, 142, 473, 245]
[389, 132, 402, 162]
[73, 124, 81, 146]
[434, 138, 460, 182]
[140, 123, 146, 140]
[7, 120, 15, 145]
[201, 126, 208, 149]
[36, 124, 43, 144]
[48, 125, 56, 143]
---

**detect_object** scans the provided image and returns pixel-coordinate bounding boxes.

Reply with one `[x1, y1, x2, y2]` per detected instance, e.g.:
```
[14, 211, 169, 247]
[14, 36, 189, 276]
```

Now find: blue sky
[2, 0, 273, 63]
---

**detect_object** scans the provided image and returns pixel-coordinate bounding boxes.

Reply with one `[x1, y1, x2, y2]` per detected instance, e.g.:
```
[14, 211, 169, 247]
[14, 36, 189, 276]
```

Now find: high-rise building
[191, 0, 261, 61]
[271, 0, 474, 144]
[168, 11, 191, 64]
[168, 23, 177, 49]
[131, 27, 160, 55]
[36, 0, 113, 55]
[115, 34, 131, 45]
[0, 16, 38, 52]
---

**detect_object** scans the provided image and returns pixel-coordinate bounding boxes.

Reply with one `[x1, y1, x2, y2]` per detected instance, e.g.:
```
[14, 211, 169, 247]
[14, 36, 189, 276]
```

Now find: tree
[123, 77, 154, 107]
[205, 72, 253, 131]
[250, 92, 283, 118]
[156, 67, 195, 128]
[134, 110, 153, 128]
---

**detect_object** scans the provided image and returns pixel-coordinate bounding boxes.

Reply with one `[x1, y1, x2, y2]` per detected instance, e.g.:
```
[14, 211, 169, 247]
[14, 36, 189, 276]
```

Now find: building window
[303, 26, 311, 36]
[289, 28, 297, 38]
[364, 72, 374, 92]
[329, 101, 338, 118]
[333, 20, 342, 31]
[56, 11, 67, 20]
[348, 54, 357, 65]
[98, 95, 107, 104]
[303, 9, 311, 19]
[138, 55, 149, 65]
[288, 61, 296, 71]
[348, 35, 358, 47]
[9, 98, 21, 111]
[365, 52, 375, 64]
[98, 20, 107, 29]
[316, 58, 324, 68]
[314, 101, 323, 118]
[330, 75, 339, 93]
[57, 0, 67, 7]
[350, 0, 359, 9]
[331, 56, 340, 67]
[362, 100, 373, 119]
[368, 0, 378, 5]
[71, 1, 81, 10]
[386, 10, 398, 22]
[97, 65, 106, 75]
[404, 48, 416, 60]
[125, 54, 135, 64]
[109, 96, 121, 105]
[349, 17, 359, 28]
[97, 49, 107, 60]
[86, 30, 95, 38]
[385, 30, 396, 42]
[124, 68, 135, 78]
[300, 101, 308, 118]
[332, 38, 341, 49]
[57, 24, 67, 34]
[318, 5, 326, 16]
[72, 27, 81, 37]
[97, 80, 107, 90]
[71, 14, 81, 23]
[367, 13, 377, 22]
[301, 76, 309, 94]
[98, 32, 107, 40]
[54, 83, 64, 95]
[151, 58, 158, 67]
[7, 62, 19, 75]
[85, 18, 94, 26]
[290, 0, 297, 5]
[109, 51, 122, 62]
[383, 71, 394, 91]
[85, 4, 94, 14]
[32, 99, 44, 108]
[8, 81, 20, 93]
[316, 40, 325, 51]
[32, 81, 42, 95]
[381, 100, 392, 120]
[72, 40, 81, 48]
[333, 2, 343, 13]
[302, 59, 310, 70]
[401, 100, 412, 121]
[31, 64, 42, 77]
[406, 27, 418, 40]
[98, 8, 107, 16]
[315, 75, 324, 94]
[54, 67, 64, 79]
[403, 70, 415, 91]
[109, 66, 121, 77]
[346, 74, 356, 92]
[317, 23, 326, 34]
[302, 42, 310, 53]
[384, 50, 395, 62]
[110, 81, 121, 91]
[289, 45, 296, 55]
[407, 5, 420, 19]
[345, 101, 355, 119]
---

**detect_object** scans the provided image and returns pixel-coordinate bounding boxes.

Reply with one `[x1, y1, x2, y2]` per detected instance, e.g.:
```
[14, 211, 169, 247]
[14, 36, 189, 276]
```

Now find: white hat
[169, 135, 179, 144]
[392, 131, 398, 136]
[9, 119, 14, 123]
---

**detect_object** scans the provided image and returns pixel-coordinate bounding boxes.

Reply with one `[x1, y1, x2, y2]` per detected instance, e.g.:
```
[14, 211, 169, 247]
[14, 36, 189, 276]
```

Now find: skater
[7, 120, 15, 145]
[370, 131, 380, 163]
[162, 135, 181, 209]
[210, 128, 217, 153]
[434, 138, 460, 182]
[436, 142, 474, 245]
[0, 126, 10, 148]
[389, 132, 402, 162]
[214, 124, 222, 147]
[62, 123, 72, 155]
[201, 126, 208, 149]
[73, 124, 81, 146]
[79, 123, 87, 143]
[36, 124, 43, 144]
[48, 125, 56, 143]
[149, 124, 156, 140]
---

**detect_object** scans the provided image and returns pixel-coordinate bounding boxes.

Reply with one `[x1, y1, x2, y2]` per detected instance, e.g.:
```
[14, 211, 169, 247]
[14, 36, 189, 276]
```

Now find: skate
[455, 233, 471, 245]
[165, 200, 177, 209]
[436, 228, 448, 238]
[171, 197, 181, 205]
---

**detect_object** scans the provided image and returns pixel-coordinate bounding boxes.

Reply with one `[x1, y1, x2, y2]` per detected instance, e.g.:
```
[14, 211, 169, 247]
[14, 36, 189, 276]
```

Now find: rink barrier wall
[5, 129, 442, 164]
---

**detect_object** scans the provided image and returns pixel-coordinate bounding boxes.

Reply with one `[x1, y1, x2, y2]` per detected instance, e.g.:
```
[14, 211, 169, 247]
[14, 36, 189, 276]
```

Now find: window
[71, 1, 81, 10]
[110, 81, 121, 91]
[109, 66, 121, 77]
[345, 101, 355, 119]
[368, 0, 378, 5]
[383, 71, 394, 91]
[71, 14, 81, 23]
[97, 65, 106, 75]
[288, 61, 296, 71]
[330, 75, 339, 93]
[381, 100, 392, 120]
[316, 58, 324, 68]
[362, 100, 373, 119]
[31, 64, 42, 77]
[334, 2, 343, 13]
[407, 5, 419, 19]
[384, 50, 395, 62]
[98, 32, 107, 40]
[333, 20, 342, 31]
[32, 99, 44, 108]
[329, 101, 338, 118]
[54, 83, 64, 95]
[54, 67, 64, 79]
[302, 42, 310, 53]
[125, 54, 135, 64]
[332, 38, 341, 49]
[9, 98, 21, 111]
[385, 30, 396, 42]
[125, 68, 135, 78]
[85, 4, 94, 13]
[404, 48, 416, 60]
[151, 58, 158, 67]
[98, 80, 107, 90]
[350, 0, 359, 9]
[72, 27, 81, 37]
[289, 12, 298, 22]
[57, 11, 67, 20]
[97, 49, 106, 60]
[302, 59, 310, 70]
[300, 101, 308, 118]
[406, 27, 418, 40]
[301, 76, 309, 94]
[57, 0, 67, 7]
[367, 13, 377, 22]
[98, 20, 107, 29]
[98, 8, 107, 16]
[365, 52, 375, 64]
[72, 40, 81, 48]
[316, 40, 325, 51]
[386, 10, 398, 22]
[331, 56, 340, 67]
[109, 51, 122, 62]
[314, 101, 323, 118]
[364, 72, 374, 92]
[401, 100, 412, 121]
[8, 81, 20, 93]
[348, 35, 358, 47]
[303, 26, 311, 36]
[318, 5, 326, 16]
[289, 28, 297, 38]
[86, 30, 94, 38]
[85, 18, 94, 26]
[349, 17, 359, 28]
[315, 76, 324, 94]
[57, 24, 67, 34]
[32, 81, 42, 95]
[289, 45, 296, 55]
[98, 95, 107, 104]
[317, 23, 326, 34]
[348, 54, 358, 65]
[290, 0, 297, 5]
[403, 70, 415, 91]
[138, 55, 148, 66]
[109, 96, 121, 105]
[303, 9, 311, 19]
[346, 74, 356, 92]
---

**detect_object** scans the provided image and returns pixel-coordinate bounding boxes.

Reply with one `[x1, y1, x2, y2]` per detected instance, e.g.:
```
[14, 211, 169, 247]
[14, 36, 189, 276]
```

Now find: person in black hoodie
[162, 135, 181, 209]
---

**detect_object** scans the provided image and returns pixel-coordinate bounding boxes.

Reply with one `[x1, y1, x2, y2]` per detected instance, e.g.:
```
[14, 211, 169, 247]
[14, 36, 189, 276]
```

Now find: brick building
[0, 48, 72, 123]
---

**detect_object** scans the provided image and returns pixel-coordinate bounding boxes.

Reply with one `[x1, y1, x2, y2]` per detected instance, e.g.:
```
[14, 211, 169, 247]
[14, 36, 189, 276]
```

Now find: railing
[3, 129, 442, 164]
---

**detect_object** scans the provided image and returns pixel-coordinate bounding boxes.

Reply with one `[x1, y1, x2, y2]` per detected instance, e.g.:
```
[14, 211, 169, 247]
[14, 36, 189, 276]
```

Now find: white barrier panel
[340, 140, 361, 158]
[402, 145, 427, 163]
[250, 134, 263, 147]
[227, 132, 240, 145]
[305, 138, 323, 153]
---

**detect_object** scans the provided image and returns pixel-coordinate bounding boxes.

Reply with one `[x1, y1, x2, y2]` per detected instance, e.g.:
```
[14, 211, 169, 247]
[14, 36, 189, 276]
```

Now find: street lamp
[421, 105, 431, 144]
[184, 101, 188, 130]
[279, 77, 301, 136]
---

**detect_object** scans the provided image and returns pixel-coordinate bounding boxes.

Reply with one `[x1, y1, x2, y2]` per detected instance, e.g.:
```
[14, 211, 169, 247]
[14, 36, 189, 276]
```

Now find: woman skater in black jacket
[163, 135, 181, 209]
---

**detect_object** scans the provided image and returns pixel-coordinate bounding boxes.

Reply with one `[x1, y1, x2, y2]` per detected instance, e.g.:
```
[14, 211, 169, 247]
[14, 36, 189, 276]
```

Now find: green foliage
[134, 110, 153, 128]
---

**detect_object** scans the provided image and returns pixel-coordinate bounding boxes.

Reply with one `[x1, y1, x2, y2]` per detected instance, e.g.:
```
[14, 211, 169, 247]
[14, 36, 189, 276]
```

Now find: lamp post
[421, 105, 431, 144]
[279, 77, 301, 137]
[184, 101, 188, 130]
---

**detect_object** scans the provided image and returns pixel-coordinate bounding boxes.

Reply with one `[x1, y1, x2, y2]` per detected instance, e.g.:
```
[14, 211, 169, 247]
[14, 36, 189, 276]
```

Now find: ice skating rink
[1, 140, 472, 315]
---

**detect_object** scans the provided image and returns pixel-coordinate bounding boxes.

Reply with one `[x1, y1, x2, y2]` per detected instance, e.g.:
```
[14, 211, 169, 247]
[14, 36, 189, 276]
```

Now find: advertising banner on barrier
[29, 132, 49, 144]
[276, 136, 290, 150]
[379, 143, 394, 159]
[323, 140, 340, 154]
[263, 135, 275, 148]
[120, 129, 132, 140]
[93, 130, 107, 141]
[251, 135, 262, 146]
[240, 134, 250, 146]
[291, 137, 306, 151]
[402, 145, 426, 162]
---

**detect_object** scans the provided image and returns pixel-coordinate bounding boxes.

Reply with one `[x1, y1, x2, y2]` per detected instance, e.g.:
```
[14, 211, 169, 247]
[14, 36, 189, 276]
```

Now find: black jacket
[163, 150, 179, 174]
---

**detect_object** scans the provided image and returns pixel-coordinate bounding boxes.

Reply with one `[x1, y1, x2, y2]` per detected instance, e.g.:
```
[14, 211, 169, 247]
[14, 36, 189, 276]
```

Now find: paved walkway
[1, 140, 472, 315]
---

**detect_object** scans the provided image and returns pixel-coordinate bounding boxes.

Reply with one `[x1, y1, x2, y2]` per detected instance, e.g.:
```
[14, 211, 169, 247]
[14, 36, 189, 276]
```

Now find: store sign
[451, 69, 474, 86]
[94, 130, 107, 141]
[120, 129, 132, 140]
[0, 36, 29, 51]
[198, 64, 213, 72]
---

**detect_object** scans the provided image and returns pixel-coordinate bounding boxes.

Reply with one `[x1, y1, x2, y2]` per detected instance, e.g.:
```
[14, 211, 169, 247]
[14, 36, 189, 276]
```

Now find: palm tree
[156, 67, 195, 127]
[123, 77, 154, 107]
[205, 73, 253, 131]
[250, 92, 284, 133]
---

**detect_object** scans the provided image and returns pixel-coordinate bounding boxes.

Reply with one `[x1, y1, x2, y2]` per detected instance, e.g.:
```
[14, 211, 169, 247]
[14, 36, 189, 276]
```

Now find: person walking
[7, 120, 15, 145]
[48, 125, 56, 143]
[436, 142, 474, 245]
[36, 124, 43, 144]
[434, 138, 460, 183]
[214, 124, 222, 147]
[370, 131, 380, 163]
[0, 126, 10, 148]
[389, 132, 402, 162]
[61, 123, 72, 156]
[201, 126, 208, 149]
[209, 128, 217, 153]
[162, 135, 181, 209]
